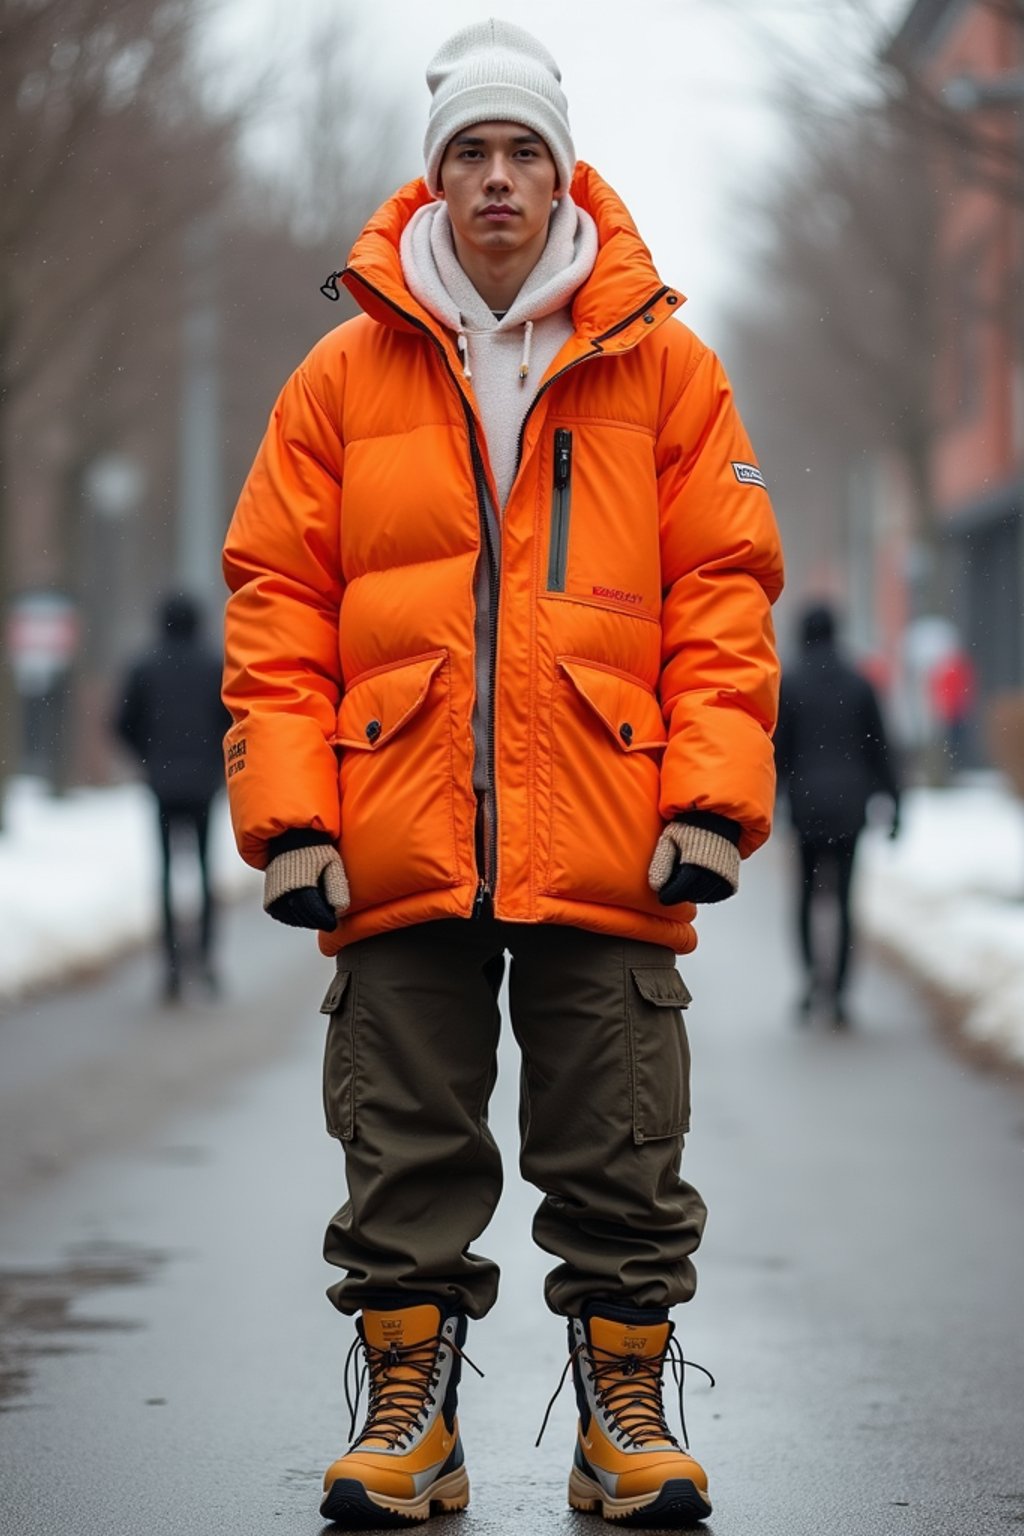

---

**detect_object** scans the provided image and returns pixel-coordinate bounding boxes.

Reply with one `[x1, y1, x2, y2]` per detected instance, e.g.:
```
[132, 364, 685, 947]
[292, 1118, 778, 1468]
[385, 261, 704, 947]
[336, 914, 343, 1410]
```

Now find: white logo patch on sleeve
[732, 461, 767, 489]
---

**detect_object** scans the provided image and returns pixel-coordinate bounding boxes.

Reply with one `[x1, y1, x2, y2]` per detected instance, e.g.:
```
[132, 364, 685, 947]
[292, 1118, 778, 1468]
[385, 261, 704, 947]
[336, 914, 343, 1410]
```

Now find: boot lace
[536, 1334, 714, 1451]
[343, 1326, 483, 1451]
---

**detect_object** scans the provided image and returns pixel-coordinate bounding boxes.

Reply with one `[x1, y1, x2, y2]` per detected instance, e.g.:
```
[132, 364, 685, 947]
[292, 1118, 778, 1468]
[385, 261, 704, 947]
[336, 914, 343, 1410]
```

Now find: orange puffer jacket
[222, 164, 784, 956]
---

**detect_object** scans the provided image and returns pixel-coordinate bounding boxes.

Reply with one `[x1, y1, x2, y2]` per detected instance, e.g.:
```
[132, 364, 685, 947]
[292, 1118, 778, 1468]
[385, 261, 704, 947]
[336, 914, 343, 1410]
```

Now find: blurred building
[891, 0, 1024, 712]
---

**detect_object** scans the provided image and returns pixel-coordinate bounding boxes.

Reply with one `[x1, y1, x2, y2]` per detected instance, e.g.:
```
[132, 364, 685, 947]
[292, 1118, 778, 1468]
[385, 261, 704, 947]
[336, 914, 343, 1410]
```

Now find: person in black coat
[116, 594, 231, 1000]
[774, 604, 901, 1025]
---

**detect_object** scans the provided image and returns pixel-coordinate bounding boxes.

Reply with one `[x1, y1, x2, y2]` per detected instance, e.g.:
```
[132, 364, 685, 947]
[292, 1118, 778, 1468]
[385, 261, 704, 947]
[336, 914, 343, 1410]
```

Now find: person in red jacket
[223, 20, 783, 1528]
[928, 647, 975, 770]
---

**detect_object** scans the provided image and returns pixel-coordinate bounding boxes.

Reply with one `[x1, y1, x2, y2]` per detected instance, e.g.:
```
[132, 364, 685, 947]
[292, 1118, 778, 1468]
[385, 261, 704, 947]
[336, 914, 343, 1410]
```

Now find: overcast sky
[207, 0, 904, 345]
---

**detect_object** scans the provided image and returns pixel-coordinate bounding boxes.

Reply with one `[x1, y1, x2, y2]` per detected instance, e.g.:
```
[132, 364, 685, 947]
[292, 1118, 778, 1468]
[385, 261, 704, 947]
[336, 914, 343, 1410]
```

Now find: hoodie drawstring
[457, 317, 533, 385]
[519, 319, 534, 383]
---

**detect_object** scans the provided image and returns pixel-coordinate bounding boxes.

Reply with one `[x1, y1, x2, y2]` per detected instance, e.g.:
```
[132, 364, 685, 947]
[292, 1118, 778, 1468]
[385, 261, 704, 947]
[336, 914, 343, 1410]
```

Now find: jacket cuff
[675, 810, 742, 847]
[267, 828, 334, 862]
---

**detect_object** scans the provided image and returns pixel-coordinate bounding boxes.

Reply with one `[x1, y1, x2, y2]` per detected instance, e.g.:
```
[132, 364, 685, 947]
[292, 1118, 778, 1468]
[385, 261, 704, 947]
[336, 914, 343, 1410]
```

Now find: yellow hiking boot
[564, 1301, 713, 1527]
[320, 1301, 477, 1527]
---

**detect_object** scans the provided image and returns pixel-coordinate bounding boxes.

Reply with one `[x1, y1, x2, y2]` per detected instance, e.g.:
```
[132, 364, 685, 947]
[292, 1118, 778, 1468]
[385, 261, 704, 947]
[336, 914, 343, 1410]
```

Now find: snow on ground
[0, 777, 259, 1001]
[2, 773, 1024, 1066]
[857, 776, 1024, 1066]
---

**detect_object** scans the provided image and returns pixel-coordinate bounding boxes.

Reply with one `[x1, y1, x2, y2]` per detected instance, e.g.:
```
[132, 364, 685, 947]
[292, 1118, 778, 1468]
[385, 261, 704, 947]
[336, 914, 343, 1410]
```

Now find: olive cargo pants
[320, 915, 707, 1319]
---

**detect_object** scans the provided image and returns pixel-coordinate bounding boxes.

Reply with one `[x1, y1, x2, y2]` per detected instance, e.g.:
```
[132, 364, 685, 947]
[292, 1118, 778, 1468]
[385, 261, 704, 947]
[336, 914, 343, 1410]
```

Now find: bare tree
[0, 0, 240, 812]
[718, 0, 1023, 618]
[711, 0, 1024, 213]
[715, 0, 1024, 790]
[1, 0, 409, 809]
[725, 92, 944, 621]
[219, 13, 408, 517]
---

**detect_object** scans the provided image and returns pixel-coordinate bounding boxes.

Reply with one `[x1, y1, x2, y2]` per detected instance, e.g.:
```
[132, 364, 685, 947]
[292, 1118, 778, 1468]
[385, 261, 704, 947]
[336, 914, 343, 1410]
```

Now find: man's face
[439, 121, 559, 259]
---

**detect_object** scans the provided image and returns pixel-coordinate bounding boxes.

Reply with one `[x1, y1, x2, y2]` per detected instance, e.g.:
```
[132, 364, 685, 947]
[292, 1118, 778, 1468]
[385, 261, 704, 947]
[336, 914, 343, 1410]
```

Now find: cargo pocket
[332, 650, 459, 914]
[626, 965, 692, 1144]
[320, 968, 355, 1140]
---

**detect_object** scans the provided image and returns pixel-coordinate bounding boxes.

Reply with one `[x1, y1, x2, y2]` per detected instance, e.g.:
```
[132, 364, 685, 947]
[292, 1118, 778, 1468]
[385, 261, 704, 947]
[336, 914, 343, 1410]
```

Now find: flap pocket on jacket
[631, 966, 692, 1009]
[333, 651, 447, 752]
[556, 657, 666, 753]
[627, 965, 691, 1142]
[319, 969, 351, 1014]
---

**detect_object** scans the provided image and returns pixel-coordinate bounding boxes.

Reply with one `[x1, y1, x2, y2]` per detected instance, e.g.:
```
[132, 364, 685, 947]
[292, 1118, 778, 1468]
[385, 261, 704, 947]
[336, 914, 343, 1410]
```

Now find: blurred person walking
[775, 603, 901, 1027]
[116, 594, 230, 1002]
[222, 18, 783, 1528]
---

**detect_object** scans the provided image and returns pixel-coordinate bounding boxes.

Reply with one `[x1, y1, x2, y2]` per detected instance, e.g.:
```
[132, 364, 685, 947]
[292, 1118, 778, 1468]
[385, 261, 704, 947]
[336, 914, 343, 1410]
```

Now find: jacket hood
[399, 194, 598, 334]
[341, 162, 684, 343]
[398, 193, 598, 385]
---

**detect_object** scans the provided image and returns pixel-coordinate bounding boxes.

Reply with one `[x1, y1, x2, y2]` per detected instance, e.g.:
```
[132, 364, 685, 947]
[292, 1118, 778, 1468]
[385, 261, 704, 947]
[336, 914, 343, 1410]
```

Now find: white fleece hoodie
[400, 194, 598, 508]
[399, 193, 598, 839]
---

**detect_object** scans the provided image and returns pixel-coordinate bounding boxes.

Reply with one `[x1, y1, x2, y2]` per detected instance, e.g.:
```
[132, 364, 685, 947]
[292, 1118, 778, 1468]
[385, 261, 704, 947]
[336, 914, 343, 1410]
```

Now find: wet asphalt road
[1, 840, 1023, 1536]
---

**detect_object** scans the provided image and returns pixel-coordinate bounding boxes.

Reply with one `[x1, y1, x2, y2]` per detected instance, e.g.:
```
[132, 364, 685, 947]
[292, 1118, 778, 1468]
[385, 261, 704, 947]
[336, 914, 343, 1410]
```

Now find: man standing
[223, 20, 783, 1527]
[775, 603, 901, 1026]
[117, 593, 229, 1001]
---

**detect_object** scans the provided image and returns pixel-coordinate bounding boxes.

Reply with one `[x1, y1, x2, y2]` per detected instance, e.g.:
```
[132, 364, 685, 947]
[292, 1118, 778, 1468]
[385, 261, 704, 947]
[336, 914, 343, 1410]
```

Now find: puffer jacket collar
[339, 162, 685, 366]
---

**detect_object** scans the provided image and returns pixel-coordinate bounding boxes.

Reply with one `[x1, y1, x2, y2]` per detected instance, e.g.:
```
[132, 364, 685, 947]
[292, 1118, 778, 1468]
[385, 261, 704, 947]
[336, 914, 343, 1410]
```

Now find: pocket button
[619, 722, 633, 745]
[365, 718, 382, 743]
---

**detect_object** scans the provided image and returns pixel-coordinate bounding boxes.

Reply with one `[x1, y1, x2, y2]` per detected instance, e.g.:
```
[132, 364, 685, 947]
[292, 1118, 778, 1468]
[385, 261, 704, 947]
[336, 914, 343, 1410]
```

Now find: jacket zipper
[467, 427, 499, 912]
[547, 428, 573, 592]
[341, 269, 499, 910]
[334, 273, 670, 915]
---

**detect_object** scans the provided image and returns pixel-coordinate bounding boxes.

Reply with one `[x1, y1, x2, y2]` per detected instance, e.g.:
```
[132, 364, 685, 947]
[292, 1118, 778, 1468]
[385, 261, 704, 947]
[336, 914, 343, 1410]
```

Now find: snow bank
[5, 775, 1024, 1066]
[0, 778, 259, 1001]
[857, 779, 1024, 1065]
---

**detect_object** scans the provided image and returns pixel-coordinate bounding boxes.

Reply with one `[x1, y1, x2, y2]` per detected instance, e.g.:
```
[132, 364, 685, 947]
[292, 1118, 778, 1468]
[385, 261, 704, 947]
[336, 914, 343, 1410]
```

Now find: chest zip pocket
[547, 428, 573, 592]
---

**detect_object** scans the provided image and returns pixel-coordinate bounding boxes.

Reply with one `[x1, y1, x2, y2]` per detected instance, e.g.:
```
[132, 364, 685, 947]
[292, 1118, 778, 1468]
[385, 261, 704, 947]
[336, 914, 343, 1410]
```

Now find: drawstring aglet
[519, 318, 534, 383]
[320, 270, 342, 301]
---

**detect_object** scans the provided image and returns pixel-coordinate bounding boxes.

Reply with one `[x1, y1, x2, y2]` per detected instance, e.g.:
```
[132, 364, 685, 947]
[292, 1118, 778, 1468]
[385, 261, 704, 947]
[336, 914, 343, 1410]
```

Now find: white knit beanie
[424, 18, 576, 196]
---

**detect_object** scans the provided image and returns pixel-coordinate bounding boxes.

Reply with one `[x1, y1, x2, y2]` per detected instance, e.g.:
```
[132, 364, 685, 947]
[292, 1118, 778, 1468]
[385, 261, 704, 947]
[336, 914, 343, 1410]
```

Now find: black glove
[650, 812, 741, 907]
[263, 831, 348, 932]
[658, 862, 734, 906]
[267, 884, 339, 932]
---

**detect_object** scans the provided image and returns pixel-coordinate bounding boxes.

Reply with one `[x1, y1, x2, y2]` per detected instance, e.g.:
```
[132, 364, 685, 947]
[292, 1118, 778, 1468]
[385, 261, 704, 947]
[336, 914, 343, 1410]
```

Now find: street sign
[5, 591, 80, 695]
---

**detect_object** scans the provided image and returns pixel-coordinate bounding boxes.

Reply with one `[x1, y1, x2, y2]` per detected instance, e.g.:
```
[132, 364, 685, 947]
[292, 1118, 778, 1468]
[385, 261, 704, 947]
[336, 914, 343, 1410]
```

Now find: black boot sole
[619, 1478, 713, 1526]
[571, 1473, 712, 1527]
[320, 1470, 469, 1527]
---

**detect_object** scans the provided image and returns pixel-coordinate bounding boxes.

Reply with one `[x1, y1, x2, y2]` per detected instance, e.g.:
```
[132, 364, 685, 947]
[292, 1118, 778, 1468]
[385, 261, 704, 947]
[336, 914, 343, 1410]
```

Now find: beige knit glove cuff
[647, 821, 741, 896]
[263, 844, 351, 916]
